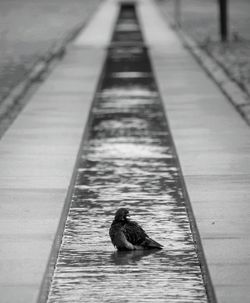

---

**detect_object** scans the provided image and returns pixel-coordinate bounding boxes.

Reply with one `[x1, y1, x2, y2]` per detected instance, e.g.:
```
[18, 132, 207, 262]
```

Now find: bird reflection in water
[111, 249, 160, 265]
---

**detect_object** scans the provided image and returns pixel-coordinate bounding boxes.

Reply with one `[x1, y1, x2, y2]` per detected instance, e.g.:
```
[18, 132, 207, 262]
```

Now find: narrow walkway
[47, 5, 207, 302]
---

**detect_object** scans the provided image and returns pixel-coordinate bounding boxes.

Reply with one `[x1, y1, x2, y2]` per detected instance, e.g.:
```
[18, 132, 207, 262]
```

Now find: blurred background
[0, 0, 100, 102]
[0, 0, 249, 110]
[157, 0, 250, 97]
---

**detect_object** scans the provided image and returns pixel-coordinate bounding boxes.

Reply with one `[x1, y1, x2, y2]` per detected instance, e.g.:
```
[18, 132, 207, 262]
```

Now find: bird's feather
[121, 220, 148, 245]
[109, 214, 163, 251]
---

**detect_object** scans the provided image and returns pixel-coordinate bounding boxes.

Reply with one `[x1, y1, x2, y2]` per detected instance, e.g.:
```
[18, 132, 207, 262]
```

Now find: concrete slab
[74, 0, 119, 47]
[0, 286, 38, 303]
[138, 0, 250, 302]
[216, 286, 250, 303]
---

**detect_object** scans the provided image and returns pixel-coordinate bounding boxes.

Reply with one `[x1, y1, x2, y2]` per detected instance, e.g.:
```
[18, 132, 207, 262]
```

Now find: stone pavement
[0, 0, 250, 302]
[139, 1, 250, 302]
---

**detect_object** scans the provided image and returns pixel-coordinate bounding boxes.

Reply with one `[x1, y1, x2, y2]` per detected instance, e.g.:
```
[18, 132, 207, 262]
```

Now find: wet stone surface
[47, 5, 208, 303]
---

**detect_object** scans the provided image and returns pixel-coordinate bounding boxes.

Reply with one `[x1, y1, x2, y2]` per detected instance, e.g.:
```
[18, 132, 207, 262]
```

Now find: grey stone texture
[0, 1, 115, 300]
[139, 0, 250, 302]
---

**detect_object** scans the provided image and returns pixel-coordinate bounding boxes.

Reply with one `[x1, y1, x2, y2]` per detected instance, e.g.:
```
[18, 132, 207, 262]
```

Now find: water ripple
[47, 4, 208, 303]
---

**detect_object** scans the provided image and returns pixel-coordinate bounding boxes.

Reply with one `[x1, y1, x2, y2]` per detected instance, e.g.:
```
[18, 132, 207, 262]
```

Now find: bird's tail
[143, 237, 163, 249]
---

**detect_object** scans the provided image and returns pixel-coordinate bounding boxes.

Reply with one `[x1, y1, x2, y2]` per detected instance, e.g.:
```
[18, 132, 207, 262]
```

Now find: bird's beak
[126, 213, 130, 217]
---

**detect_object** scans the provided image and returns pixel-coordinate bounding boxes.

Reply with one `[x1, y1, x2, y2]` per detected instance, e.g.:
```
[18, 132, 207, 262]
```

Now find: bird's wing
[109, 223, 135, 250]
[109, 225, 116, 244]
[122, 221, 163, 249]
[121, 221, 148, 246]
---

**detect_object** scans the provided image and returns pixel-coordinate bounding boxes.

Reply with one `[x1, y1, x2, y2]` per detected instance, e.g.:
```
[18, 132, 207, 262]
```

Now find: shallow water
[47, 5, 208, 303]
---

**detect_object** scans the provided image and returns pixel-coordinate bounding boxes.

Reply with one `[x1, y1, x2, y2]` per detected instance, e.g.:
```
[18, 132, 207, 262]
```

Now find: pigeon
[109, 208, 163, 251]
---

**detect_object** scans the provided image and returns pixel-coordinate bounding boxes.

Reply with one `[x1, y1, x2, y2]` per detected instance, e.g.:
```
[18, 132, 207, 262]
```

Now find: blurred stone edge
[177, 29, 250, 125]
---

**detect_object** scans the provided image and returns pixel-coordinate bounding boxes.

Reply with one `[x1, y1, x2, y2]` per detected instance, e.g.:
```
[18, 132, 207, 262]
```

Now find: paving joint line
[172, 157, 218, 303]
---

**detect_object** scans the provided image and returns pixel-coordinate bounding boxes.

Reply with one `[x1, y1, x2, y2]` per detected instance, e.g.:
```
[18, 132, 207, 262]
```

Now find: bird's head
[114, 208, 130, 222]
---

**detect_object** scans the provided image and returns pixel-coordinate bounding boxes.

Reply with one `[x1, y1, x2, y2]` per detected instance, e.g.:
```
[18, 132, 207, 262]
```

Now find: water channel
[47, 4, 208, 303]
